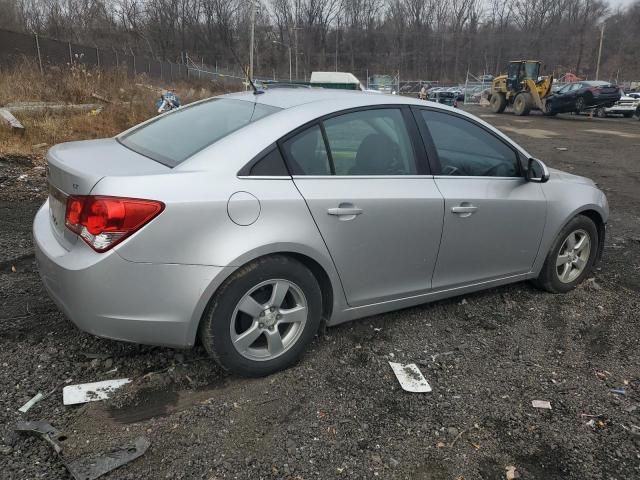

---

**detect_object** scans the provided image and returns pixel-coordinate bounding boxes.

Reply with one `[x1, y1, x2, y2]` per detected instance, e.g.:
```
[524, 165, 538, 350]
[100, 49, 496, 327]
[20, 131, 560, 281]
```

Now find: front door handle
[451, 203, 478, 217]
[328, 206, 363, 216]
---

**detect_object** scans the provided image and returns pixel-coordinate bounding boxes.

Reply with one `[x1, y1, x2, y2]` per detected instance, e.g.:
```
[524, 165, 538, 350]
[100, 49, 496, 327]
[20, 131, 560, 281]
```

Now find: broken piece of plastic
[532, 400, 552, 410]
[63, 378, 131, 405]
[388, 362, 432, 393]
[15, 420, 149, 480]
[18, 392, 45, 413]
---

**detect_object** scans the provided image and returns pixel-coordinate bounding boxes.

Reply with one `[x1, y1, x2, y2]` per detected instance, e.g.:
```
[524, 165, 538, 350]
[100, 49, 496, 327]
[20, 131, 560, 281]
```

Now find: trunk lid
[46, 138, 169, 247]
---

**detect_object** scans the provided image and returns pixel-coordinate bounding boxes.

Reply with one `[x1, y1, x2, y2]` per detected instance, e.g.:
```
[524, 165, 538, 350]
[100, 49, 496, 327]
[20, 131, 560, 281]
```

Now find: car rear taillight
[65, 196, 164, 252]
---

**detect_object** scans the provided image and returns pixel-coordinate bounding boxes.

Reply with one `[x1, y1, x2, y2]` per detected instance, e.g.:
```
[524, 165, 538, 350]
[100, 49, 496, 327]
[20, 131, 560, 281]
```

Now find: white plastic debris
[18, 392, 44, 413]
[63, 378, 131, 405]
[388, 362, 432, 393]
[532, 400, 552, 410]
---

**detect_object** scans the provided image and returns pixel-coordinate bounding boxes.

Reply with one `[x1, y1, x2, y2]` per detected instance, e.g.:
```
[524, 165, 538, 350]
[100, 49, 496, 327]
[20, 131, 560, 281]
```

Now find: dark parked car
[545, 81, 621, 115]
[429, 91, 458, 107]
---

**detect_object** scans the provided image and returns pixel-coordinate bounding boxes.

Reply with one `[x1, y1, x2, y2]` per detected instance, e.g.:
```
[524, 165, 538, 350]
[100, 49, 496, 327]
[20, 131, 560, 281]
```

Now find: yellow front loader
[490, 60, 554, 116]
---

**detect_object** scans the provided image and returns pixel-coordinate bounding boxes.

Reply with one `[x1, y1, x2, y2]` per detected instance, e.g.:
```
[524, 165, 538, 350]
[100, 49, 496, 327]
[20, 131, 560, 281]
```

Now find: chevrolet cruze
[34, 89, 608, 376]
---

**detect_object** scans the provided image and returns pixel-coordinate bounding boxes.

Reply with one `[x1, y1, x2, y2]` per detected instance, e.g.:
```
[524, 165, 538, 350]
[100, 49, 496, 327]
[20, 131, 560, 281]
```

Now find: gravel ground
[1, 109, 639, 480]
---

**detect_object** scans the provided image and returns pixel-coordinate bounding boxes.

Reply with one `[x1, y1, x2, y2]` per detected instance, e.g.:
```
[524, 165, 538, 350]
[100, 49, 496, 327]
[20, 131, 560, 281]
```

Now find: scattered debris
[18, 392, 44, 413]
[459, 298, 468, 305]
[388, 362, 432, 393]
[31, 143, 48, 149]
[555, 147, 568, 151]
[15, 420, 149, 480]
[586, 278, 602, 290]
[5, 102, 102, 115]
[62, 378, 131, 405]
[531, 400, 552, 410]
[0, 108, 25, 131]
[449, 430, 465, 448]
[505, 465, 520, 480]
[91, 92, 111, 103]
[610, 388, 626, 396]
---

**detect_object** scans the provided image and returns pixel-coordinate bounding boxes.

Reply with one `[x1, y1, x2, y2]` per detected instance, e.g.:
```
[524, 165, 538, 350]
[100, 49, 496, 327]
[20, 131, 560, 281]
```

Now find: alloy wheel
[555, 229, 591, 283]
[230, 279, 308, 361]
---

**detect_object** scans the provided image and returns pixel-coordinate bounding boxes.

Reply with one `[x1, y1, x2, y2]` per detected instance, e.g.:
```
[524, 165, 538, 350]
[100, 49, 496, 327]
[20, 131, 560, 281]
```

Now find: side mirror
[527, 157, 550, 183]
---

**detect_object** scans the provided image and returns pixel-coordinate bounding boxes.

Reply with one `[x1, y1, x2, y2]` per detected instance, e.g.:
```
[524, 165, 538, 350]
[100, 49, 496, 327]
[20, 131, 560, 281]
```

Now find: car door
[413, 108, 547, 289]
[280, 107, 444, 307]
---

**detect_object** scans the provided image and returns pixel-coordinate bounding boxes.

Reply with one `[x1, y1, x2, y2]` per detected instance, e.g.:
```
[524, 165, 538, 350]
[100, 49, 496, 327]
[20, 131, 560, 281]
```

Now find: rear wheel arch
[196, 251, 335, 336]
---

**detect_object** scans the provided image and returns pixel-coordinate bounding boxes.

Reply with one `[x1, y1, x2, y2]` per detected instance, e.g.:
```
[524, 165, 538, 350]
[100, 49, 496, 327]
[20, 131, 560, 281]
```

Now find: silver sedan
[34, 89, 608, 376]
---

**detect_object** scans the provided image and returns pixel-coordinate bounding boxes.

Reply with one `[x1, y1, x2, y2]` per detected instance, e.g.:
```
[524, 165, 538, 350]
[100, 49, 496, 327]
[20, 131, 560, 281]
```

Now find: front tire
[595, 107, 607, 118]
[533, 215, 598, 293]
[199, 255, 323, 377]
[513, 93, 532, 116]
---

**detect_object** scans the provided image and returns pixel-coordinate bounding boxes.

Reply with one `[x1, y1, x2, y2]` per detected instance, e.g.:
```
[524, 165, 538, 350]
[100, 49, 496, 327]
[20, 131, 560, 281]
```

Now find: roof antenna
[228, 43, 263, 95]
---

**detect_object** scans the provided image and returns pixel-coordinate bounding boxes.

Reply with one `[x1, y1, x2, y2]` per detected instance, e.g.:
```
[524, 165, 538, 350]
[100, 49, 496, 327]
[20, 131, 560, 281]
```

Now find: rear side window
[323, 109, 416, 175]
[248, 148, 289, 176]
[120, 99, 281, 167]
[281, 125, 332, 175]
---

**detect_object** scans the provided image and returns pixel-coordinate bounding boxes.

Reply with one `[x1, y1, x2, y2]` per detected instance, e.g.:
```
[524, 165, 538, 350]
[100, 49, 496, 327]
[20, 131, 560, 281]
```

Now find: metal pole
[34, 34, 43, 74]
[335, 23, 338, 72]
[68, 42, 73, 64]
[289, 46, 292, 81]
[249, 0, 255, 82]
[96, 48, 100, 68]
[595, 23, 605, 80]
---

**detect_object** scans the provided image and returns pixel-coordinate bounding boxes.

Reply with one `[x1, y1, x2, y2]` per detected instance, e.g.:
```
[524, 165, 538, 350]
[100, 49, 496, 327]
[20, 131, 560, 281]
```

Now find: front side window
[421, 110, 520, 177]
[120, 99, 281, 167]
[323, 109, 417, 175]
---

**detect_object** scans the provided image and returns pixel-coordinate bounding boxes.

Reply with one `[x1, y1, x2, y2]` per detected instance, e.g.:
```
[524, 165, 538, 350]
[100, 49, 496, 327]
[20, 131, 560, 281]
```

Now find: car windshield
[120, 98, 281, 167]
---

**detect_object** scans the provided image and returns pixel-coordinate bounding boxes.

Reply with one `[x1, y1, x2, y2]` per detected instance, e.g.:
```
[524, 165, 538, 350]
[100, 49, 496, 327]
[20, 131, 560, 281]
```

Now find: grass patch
[0, 60, 224, 159]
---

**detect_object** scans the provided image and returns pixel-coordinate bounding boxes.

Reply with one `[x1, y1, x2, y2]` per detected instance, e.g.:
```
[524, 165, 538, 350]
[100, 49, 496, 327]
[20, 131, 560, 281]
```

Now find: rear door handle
[451, 203, 478, 217]
[328, 206, 363, 216]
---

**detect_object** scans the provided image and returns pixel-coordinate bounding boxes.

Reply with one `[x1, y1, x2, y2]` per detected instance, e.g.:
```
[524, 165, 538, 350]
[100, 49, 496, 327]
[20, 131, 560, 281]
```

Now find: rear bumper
[606, 104, 637, 113]
[33, 201, 224, 348]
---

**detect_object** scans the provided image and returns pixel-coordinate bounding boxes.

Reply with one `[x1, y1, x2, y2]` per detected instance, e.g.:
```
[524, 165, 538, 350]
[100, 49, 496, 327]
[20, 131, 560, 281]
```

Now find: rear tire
[199, 255, 323, 377]
[532, 215, 598, 294]
[575, 96, 587, 112]
[490, 92, 507, 113]
[513, 93, 532, 116]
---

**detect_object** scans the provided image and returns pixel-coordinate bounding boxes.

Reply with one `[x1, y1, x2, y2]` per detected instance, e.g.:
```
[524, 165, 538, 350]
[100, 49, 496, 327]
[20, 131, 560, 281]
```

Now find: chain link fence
[463, 72, 492, 105]
[0, 28, 226, 84]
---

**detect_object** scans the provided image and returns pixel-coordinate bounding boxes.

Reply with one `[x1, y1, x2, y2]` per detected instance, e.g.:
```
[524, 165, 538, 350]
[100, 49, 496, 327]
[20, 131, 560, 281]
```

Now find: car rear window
[119, 98, 281, 167]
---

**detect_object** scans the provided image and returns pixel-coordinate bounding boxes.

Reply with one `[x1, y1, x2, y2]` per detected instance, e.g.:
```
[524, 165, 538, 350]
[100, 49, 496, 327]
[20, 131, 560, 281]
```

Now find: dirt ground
[1, 107, 639, 480]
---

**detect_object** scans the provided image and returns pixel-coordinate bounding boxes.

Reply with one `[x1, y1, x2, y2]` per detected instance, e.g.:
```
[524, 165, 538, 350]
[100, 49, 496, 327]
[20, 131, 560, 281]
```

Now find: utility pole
[294, 0, 299, 80]
[595, 22, 604, 80]
[249, 0, 256, 82]
[335, 18, 339, 72]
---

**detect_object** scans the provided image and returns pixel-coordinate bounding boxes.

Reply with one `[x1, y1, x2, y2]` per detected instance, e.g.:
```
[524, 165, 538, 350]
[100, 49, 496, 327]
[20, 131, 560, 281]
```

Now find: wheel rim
[556, 229, 591, 284]
[230, 279, 308, 361]
[576, 98, 585, 111]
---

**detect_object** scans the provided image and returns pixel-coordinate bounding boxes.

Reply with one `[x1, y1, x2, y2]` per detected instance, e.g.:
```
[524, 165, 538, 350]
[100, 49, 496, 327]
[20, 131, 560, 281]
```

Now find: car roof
[222, 88, 418, 109]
